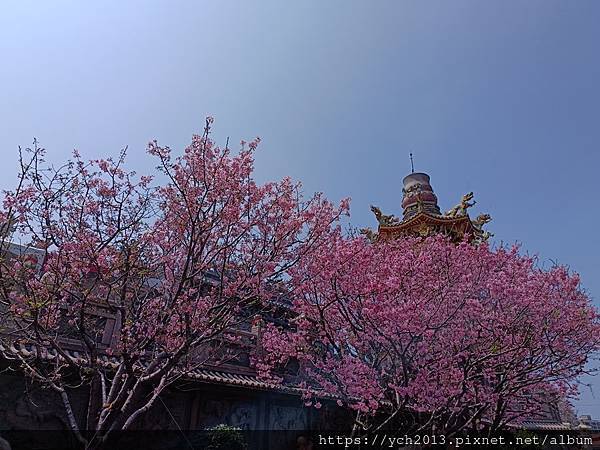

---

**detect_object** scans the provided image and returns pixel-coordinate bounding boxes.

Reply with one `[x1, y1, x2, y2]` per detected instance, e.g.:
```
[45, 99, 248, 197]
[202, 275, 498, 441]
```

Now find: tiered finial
[401, 173, 441, 219]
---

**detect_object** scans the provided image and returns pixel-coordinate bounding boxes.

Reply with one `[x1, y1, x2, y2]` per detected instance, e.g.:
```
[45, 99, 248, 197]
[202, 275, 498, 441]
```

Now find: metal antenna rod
[409, 153, 415, 173]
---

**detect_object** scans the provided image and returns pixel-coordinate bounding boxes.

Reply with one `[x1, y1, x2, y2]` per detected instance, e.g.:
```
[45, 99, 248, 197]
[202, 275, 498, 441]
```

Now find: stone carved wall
[0, 374, 86, 431]
[190, 389, 321, 449]
[0, 373, 89, 449]
[268, 404, 308, 430]
[192, 391, 260, 430]
[138, 389, 191, 431]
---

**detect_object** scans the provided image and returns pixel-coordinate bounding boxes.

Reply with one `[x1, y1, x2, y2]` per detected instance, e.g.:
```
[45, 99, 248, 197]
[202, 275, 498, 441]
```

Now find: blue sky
[1, 1, 599, 416]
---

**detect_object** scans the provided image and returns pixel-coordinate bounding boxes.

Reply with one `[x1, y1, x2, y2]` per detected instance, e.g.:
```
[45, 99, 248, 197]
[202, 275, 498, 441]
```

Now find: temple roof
[0, 340, 302, 395]
[361, 171, 493, 243]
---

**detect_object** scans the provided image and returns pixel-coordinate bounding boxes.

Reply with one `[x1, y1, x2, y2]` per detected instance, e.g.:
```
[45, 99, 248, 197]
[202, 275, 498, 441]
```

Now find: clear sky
[1, 1, 599, 416]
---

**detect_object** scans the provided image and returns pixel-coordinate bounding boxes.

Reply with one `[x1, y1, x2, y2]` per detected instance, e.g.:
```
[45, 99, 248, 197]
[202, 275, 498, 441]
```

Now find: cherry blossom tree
[0, 119, 347, 449]
[259, 233, 600, 437]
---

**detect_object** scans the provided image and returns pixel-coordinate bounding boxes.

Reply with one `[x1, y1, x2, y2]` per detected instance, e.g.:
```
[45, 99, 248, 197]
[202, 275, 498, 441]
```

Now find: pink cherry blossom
[260, 233, 600, 436]
[0, 122, 346, 448]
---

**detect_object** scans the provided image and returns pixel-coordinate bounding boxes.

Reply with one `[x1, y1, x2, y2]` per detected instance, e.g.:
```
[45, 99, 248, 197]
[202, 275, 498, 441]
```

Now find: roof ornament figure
[359, 227, 377, 242]
[481, 230, 494, 241]
[370, 205, 401, 226]
[414, 185, 425, 212]
[472, 213, 492, 229]
[472, 214, 493, 243]
[445, 192, 476, 218]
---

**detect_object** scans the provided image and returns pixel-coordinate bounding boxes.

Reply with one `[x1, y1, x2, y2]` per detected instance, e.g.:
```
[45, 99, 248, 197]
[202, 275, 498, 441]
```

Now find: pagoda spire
[401, 172, 441, 220]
